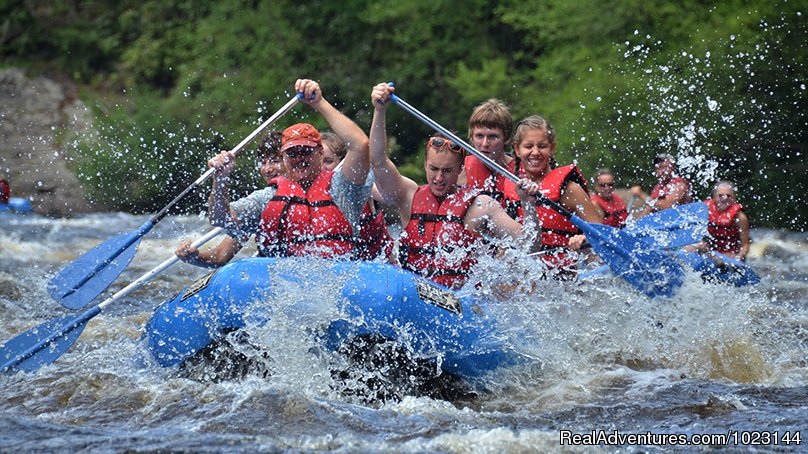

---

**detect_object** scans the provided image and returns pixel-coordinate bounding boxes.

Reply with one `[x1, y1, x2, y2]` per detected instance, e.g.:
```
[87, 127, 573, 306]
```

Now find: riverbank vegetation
[2, 1, 805, 228]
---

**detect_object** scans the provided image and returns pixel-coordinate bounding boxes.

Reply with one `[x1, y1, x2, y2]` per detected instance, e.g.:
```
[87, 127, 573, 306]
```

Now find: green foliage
[2, 0, 805, 228]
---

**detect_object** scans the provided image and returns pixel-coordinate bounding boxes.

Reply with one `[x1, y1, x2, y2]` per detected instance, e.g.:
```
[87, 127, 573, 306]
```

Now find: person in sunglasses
[459, 98, 523, 220]
[369, 83, 543, 289]
[685, 180, 750, 261]
[207, 79, 374, 259]
[590, 169, 628, 228]
[630, 153, 693, 219]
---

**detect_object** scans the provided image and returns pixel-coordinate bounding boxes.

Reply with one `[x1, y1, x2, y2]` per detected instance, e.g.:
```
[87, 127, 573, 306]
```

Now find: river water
[0, 211, 806, 452]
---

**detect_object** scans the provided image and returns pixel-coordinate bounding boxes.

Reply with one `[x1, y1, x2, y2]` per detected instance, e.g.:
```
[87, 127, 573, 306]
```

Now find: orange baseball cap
[281, 123, 322, 152]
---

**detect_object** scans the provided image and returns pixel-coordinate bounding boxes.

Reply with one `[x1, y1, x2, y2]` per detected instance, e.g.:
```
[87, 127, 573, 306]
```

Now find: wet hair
[320, 131, 348, 161]
[468, 98, 513, 143]
[712, 180, 737, 195]
[512, 115, 558, 172]
[257, 131, 283, 162]
[594, 168, 614, 183]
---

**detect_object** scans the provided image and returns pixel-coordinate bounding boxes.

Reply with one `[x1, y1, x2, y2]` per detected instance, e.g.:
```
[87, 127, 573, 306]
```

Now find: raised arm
[295, 79, 369, 186]
[369, 82, 419, 223]
[207, 150, 241, 230]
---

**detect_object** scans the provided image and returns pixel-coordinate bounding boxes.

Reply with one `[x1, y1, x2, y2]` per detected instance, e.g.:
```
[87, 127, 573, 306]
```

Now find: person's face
[713, 186, 736, 211]
[655, 159, 675, 180]
[595, 175, 616, 198]
[259, 155, 285, 184]
[283, 145, 322, 185]
[471, 126, 506, 163]
[514, 128, 556, 178]
[424, 147, 463, 198]
[321, 143, 339, 171]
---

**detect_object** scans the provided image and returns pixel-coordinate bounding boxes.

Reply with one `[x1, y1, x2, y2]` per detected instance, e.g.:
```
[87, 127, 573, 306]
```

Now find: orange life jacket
[706, 199, 744, 254]
[399, 185, 481, 289]
[591, 193, 628, 228]
[258, 171, 354, 258]
[463, 155, 523, 220]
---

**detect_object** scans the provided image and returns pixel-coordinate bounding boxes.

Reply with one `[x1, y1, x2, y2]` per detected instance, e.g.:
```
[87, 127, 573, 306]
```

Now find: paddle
[48, 94, 301, 311]
[388, 90, 684, 297]
[2, 228, 224, 373]
[625, 202, 708, 249]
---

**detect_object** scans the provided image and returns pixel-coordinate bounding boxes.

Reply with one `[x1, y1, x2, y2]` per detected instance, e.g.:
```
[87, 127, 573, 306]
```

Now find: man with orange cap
[207, 79, 373, 259]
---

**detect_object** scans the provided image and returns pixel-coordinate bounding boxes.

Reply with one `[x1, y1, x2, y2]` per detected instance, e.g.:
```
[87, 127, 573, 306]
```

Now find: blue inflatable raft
[143, 258, 522, 382]
[0, 197, 32, 214]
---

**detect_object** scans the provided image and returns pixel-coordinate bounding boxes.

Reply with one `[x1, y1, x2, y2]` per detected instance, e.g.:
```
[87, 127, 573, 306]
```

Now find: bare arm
[560, 182, 602, 223]
[465, 181, 543, 254]
[735, 211, 751, 261]
[369, 83, 418, 224]
[296, 79, 369, 186]
[207, 150, 241, 230]
[635, 180, 688, 218]
[176, 235, 243, 269]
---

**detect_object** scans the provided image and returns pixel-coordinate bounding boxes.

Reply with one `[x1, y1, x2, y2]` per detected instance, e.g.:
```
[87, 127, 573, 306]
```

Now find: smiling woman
[511, 115, 602, 270]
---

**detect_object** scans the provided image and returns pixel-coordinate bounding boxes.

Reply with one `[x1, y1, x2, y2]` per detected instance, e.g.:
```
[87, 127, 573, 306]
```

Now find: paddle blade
[0, 307, 99, 373]
[625, 202, 708, 249]
[48, 230, 142, 310]
[675, 251, 760, 287]
[576, 220, 685, 298]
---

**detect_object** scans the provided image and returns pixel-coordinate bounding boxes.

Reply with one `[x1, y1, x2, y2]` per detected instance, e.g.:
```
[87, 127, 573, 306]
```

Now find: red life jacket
[706, 199, 744, 254]
[463, 155, 523, 220]
[535, 165, 588, 248]
[258, 171, 354, 258]
[399, 185, 481, 289]
[523, 164, 589, 271]
[591, 193, 628, 228]
[355, 202, 393, 261]
[651, 176, 693, 206]
[0, 179, 8, 205]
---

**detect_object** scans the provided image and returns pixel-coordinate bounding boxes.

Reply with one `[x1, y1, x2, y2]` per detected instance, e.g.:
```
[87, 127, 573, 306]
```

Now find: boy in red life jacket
[207, 79, 373, 260]
[511, 115, 602, 271]
[685, 181, 751, 261]
[0, 176, 9, 205]
[369, 83, 544, 289]
[630, 153, 693, 219]
[458, 99, 523, 221]
[176, 131, 284, 268]
[590, 169, 629, 228]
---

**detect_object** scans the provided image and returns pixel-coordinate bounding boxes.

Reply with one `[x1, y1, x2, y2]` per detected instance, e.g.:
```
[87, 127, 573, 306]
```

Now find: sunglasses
[428, 137, 463, 153]
[598, 182, 615, 187]
[284, 146, 317, 159]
